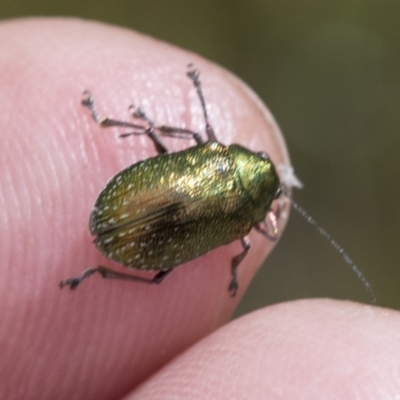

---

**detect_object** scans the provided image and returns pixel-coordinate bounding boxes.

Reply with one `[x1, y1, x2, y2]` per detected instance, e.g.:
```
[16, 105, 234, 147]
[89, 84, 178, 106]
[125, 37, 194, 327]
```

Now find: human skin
[0, 18, 399, 400]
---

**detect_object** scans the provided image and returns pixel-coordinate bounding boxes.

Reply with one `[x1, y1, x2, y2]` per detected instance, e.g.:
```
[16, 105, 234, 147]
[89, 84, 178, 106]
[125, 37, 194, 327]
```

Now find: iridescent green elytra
[90, 142, 279, 272]
[60, 66, 281, 296]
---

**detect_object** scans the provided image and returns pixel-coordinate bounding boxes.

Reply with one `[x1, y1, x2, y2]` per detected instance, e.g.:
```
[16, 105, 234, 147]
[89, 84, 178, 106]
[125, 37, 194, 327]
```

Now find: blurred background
[2, 1, 399, 316]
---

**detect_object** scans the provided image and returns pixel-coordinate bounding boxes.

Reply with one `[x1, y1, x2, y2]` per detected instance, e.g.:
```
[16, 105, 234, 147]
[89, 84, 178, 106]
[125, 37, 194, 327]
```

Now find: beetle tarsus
[228, 236, 251, 297]
[59, 268, 98, 290]
[129, 105, 154, 125]
[228, 278, 238, 297]
[82, 91, 147, 130]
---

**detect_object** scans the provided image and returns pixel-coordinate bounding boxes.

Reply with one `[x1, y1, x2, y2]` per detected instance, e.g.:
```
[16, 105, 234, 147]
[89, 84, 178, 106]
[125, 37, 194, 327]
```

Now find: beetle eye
[257, 151, 269, 160]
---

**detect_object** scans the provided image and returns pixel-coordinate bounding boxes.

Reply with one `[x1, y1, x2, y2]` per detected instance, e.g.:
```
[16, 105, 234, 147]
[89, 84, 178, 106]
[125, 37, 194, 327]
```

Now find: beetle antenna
[283, 190, 376, 303]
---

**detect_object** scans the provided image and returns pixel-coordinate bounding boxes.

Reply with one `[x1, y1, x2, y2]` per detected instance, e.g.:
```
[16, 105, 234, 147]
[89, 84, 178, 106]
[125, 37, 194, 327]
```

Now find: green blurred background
[3, 1, 399, 316]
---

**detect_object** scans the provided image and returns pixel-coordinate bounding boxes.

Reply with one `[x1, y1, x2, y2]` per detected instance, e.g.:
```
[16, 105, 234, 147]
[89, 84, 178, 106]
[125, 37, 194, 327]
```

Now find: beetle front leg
[82, 91, 147, 131]
[186, 65, 217, 142]
[157, 125, 204, 145]
[60, 266, 173, 290]
[128, 104, 204, 145]
[228, 236, 251, 297]
[82, 91, 170, 154]
[255, 209, 279, 241]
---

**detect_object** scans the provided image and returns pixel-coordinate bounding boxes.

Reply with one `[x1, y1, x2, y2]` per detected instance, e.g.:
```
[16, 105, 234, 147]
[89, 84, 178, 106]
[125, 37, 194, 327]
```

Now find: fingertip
[1, 17, 290, 399]
[131, 300, 400, 399]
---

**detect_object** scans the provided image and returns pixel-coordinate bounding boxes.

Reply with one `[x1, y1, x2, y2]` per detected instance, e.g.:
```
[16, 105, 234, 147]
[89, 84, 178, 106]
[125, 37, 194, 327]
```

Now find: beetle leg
[82, 91, 146, 131]
[186, 64, 217, 142]
[255, 210, 279, 241]
[82, 91, 170, 154]
[228, 236, 251, 297]
[128, 104, 204, 145]
[120, 127, 169, 154]
[60, 266, 173, 290]
[144, 127, 169, 154]
[96, 266, 173, 284]
[157, 126, 204, 144]
[120, 126, 169, 154]
[59, 268, 98, 290]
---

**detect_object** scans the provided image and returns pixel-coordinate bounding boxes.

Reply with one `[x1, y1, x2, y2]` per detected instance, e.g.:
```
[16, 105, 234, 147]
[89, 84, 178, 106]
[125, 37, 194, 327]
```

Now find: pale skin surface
[0, 18, 399, 400]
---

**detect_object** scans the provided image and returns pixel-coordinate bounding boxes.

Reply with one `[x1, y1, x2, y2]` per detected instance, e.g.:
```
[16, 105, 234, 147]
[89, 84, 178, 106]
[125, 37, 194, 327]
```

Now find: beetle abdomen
[90, 142, 254, 271]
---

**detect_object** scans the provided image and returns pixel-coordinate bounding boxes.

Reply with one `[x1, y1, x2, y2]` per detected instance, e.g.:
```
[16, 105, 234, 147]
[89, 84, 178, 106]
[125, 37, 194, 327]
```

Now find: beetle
[60, 65, 375, 301]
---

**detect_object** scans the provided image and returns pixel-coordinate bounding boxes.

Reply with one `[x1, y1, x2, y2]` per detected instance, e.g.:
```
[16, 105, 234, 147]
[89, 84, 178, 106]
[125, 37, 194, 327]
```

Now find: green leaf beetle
[60, 65, 375, 302]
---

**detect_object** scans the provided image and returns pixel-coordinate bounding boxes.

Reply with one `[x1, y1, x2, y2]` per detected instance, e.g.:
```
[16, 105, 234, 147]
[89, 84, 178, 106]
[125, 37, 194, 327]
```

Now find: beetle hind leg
[59, 266, 173, 290]
[228, 236, 251, 297]
[96, 266, 173, 285]
[59, 268, 98, 290]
